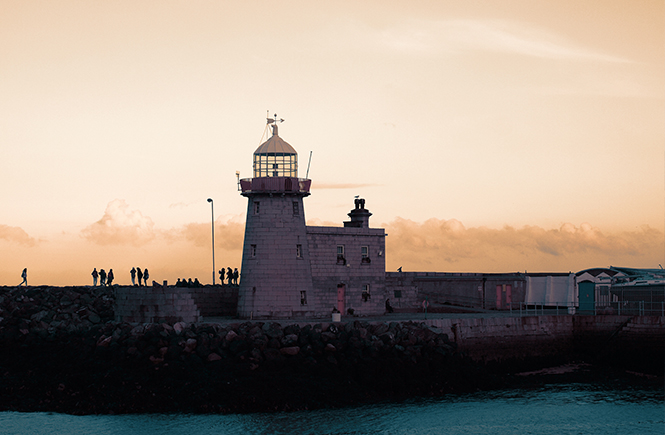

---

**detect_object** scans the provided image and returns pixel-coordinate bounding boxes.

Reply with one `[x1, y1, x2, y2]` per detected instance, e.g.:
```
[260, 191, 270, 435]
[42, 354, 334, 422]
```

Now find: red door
[337, 284, 345, 313]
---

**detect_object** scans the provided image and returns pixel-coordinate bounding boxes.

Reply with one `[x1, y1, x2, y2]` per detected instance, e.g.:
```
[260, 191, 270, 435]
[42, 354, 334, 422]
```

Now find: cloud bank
[81, 199, 156, 246]
[384, 218, 663, 272]
[0, 224, 37, 246]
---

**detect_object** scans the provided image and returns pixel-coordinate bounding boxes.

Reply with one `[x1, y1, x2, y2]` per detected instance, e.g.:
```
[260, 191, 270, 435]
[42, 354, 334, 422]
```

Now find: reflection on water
[1, 383, 663, 435]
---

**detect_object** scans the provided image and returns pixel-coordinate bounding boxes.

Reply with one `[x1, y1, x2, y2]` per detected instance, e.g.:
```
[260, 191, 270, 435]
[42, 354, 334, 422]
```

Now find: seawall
[0, 285, 663, 414]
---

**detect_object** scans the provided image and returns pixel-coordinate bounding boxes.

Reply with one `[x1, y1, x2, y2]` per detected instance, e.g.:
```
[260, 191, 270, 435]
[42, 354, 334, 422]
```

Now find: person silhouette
[136, 267, 143, 286]
[99, 269, 107, 286]
[143, 268, 149, 286]
[219, 269, 225, 285]
[226, 267, 233, 286]
[91, 268, 98, 286]
[18, 268, 27, 287]
[107, 269, 114, 286]
[233, 268, 239, 285]
[130, 267, 136, 286]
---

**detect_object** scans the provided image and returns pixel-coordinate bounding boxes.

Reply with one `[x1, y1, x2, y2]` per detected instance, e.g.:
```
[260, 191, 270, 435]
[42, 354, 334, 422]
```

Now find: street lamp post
[207, 198, 215, 285]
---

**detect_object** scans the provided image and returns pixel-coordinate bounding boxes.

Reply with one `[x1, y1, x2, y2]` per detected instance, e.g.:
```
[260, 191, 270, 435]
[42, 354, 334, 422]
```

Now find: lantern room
[253, 120, 298, 178]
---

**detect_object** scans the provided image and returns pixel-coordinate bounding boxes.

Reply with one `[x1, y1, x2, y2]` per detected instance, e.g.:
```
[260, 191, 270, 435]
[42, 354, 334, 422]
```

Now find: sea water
[1, 383, 662, 435]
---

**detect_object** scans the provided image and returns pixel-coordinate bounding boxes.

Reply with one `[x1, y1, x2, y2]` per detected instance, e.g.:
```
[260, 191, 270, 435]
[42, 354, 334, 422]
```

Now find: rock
[281, 333, 298, 346]
[173, 322, 186, 334]
[207, 352, 222, 362]
[184, 338, 197, 353]
[262, 322, 284, 339]
[325, 343, 336, 352]
[280, 346, 300, 356]
[225, 330, 238, 342]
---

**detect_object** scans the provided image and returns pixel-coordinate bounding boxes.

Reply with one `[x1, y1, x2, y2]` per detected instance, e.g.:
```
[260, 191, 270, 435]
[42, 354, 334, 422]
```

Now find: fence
[513, 301, 665, 317]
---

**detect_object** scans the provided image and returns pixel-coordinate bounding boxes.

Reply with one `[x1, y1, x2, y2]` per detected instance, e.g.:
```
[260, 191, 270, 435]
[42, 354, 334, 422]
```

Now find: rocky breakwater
[0, 287, 504, 414]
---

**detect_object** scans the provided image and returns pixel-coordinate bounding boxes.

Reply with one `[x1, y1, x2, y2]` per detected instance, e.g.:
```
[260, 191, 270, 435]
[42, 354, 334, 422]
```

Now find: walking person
[18, 268, 27, 287]
[99, 269, 107, 286]
[107, 269, 114, 286]
[143, 268, 149, 286]
[91, 268, 98, 286]
[219, 269, 225, 285]
[136, 267, 143, 287]
[130, 267, 136, 286]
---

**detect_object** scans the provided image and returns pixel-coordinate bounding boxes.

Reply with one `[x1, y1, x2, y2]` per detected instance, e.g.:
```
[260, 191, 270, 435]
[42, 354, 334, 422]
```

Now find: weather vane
[266, 111, 284, 135]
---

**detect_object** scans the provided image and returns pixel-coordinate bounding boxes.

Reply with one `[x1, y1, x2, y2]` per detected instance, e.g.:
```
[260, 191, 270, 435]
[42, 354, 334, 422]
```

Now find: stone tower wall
[237, 193, 316, 318]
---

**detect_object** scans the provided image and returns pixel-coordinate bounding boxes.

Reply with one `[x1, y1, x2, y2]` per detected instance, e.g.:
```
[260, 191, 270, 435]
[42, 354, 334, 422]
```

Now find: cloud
[384, 218, 663, 272]
[81, 199, 156, 246]
[312, 183, 380, 189]
[176, 219, 245, 251]
[0, 224, 37, 246]
[379, 19, 630, 63]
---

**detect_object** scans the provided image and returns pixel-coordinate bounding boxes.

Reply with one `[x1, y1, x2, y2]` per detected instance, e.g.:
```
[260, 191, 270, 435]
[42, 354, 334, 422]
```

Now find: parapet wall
[415, 315, 664, 368]
[115, 286, 239, 323]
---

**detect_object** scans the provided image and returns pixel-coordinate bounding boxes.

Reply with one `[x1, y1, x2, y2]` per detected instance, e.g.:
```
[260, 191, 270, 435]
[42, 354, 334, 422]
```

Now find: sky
[1, 0, 663, 286]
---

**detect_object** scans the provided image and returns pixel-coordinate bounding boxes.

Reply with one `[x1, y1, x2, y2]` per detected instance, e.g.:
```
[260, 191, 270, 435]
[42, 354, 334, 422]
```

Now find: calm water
[1, 383, 663, 435]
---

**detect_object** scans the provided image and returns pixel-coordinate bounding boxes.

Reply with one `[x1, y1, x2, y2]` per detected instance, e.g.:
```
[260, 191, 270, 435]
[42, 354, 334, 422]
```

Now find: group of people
[130, 267, 149, 286]
[219, 267, 239, 286]
[175, 278, 202, 288]
[90, 267, 149, 286]
[91, 268, 115, 286]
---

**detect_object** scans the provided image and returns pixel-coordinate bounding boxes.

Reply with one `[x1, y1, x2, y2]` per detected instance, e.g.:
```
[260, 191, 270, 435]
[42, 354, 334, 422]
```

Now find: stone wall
[307, 226, 386, 316]
[386, 272, 527, 311]
[416, 315, 664, 370]
[115, 287, 200, 323]
[115, 286, 239, 323]
[188, 286, 238, 317]
[237, 193, 316, 319]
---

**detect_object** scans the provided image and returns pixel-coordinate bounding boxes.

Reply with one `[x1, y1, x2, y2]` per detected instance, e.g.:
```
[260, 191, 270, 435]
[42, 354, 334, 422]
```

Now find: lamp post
[207, 198, 215, 285]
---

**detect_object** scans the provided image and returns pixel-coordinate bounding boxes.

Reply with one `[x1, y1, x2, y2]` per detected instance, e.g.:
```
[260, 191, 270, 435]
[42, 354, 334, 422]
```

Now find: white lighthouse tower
[237, 115, 316, 318]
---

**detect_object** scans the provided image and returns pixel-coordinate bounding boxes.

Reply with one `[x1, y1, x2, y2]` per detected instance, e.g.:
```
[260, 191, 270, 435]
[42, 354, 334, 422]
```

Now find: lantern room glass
[253, 152, 298, 178]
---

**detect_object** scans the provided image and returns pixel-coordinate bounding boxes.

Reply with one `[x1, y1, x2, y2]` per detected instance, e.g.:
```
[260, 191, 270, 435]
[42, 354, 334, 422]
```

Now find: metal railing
[511, 301, 665, 317]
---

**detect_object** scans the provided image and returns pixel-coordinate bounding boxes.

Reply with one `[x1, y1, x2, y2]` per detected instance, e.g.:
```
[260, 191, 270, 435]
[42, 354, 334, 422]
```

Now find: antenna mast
[306, 151, 313, 179]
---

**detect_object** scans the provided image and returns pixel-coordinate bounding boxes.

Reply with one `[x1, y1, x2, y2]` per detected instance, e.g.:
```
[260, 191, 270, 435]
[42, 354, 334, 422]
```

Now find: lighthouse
[237, 115, 316, 318]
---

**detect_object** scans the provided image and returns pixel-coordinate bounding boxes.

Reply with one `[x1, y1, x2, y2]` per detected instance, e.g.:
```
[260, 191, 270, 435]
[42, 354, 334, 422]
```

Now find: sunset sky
[1, 0, 663, 286]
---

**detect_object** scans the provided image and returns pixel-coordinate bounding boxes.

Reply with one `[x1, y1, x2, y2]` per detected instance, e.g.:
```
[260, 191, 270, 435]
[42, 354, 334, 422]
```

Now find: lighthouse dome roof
[254, 130, 297, 156]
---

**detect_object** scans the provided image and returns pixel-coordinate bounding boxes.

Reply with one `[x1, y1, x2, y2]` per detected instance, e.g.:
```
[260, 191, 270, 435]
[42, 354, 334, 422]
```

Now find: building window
[293, 201, 299, 216]
[337, 245, 346, 265]
[296, 244, 302, 258]
[361, 246, 371, 264]
[362, 284, 370, 302]
[254, 201, 260, 214]
[300, 291, 307, 305]
[250, 244, 257, 257]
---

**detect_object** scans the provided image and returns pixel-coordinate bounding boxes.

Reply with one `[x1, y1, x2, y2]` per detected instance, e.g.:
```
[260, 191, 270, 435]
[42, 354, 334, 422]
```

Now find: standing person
[130, 267, 136, 286]
[143, 268, 149, 286]
[107, 269, 114, 286]
[136, 267, 143, 287]
[91, 268, 98, 286]
[233, 268, 239, 285]
[226, 267, 233, 286]
[99, 269, 107, 286]
[18, 268, 27, 287]
[218, 269, 225, 285]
